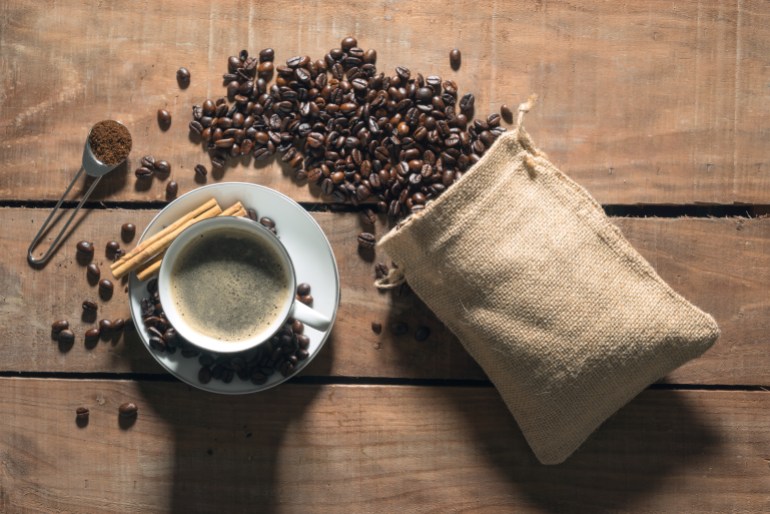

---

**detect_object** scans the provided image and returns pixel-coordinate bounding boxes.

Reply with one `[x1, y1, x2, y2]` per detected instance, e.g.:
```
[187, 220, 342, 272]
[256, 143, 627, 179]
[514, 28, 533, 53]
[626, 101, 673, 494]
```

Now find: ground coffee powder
[89, 120, 132, 165]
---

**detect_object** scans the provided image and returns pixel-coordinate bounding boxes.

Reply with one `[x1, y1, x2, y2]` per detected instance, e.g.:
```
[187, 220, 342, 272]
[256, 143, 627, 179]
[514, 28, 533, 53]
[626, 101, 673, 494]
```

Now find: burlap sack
[377, 101, 720, 465]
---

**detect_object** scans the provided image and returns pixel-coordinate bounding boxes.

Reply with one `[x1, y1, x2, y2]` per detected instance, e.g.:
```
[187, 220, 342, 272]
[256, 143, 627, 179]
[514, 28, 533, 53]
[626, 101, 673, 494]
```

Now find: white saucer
[127, 183, 340, 394]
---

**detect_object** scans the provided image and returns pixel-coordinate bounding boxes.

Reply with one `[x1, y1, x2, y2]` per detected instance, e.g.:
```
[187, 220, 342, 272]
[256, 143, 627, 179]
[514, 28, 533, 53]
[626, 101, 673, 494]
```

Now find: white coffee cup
[158, 216, 331, 354]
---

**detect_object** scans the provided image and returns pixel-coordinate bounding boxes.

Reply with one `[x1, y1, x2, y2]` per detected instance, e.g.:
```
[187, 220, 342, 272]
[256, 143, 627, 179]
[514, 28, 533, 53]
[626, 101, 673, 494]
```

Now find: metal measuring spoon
[28, 120, 132, 265]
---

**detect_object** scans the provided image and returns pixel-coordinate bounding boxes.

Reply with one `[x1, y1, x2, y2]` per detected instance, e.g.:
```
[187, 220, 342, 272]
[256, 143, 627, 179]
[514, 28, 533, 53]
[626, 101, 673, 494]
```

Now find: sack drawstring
[374, 265, 406, 290]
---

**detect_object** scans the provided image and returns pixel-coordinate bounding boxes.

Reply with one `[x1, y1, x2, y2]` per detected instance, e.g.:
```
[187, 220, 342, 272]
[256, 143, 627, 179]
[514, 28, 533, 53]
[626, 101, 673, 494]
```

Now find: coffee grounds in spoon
[89, 120, 132, 165]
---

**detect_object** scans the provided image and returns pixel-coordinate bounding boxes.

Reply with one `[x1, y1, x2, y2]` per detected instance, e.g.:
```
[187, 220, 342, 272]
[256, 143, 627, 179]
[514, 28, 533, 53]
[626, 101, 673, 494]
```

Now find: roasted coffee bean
[357, 232, 376, 250]
[176, 67, 191, 88]
[341, 36, 358, 51]
[112, 318, 125, 333]
[157, 109, 171, 129]
[105, 241, 120, 257]
[291, 319, 304, 335]
[298, 294, 313, 306]
[363, 48, 377, 64]
[121, 223, 136, 242]
[99, 278, 114, 300]
[51, 320, 69, 335]
[449, 48, 461, 69]
[459, 93, 475, 114]
[140, 155, 155, 168]
[259, 48, 275, 62]
[76, 241, 94, 257]
[119, 402, 138, 418]
[360, 208, 377, 227]
[189, 120, 203, 135]
[390, 321, 408, 336]
[296, 283, 311, 296]
[154, 160, 171, 175]
[374, 262, 389, 279]
[86, 263, 100, 282]
[76, 407, 90, 420]
[194, 164, 208, 179]
[135, 166, 153, 178]
[246, 208, 259, 221]
[371, 321, 383, 334]
[500, 104, 513, 123]
[415, 326, 431, 341]
[257, 61, 274, 78]
[99, 319, 113, 334]
[58, 329, 75, 345]
[259, 217, 275, 229]
[82, 300, 98, 313]
[166, 180, 178, 199]
[85, 327, 100, 341]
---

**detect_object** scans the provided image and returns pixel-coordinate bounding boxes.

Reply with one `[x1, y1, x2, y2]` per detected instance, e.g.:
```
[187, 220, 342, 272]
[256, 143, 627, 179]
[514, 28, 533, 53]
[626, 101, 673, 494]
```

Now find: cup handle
[290, 301, 331, 332]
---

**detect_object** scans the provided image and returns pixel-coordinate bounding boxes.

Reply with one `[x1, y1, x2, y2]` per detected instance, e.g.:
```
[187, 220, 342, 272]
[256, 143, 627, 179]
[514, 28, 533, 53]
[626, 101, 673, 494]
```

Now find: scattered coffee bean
[58, 329, 75, 345]
[92, 282, 113, 304]
[51, 320, 69, 337]
[194, 164, 208, 180]
[357, 232, 376, 250]
[259, 48, 275, 62]
[371, 322, 383, 334]
[296, 283, 311, 296]
[390, 321, 409, 336]
[154, 160, 171, 175]
[360, 208, 377, 227]
[86, 263, 100, 283]
[112, 318, 125, 333]
[140, 155, 155, 168]
[121, 223, 136, 242]
[118, 402, 138, 418]
[106, 241, 120, 257]
[374, 262, 389, 279]
[76, 407, 90, 420]
[450, 48, 461, 69]
[85, 327, 100, 342]
[99, 319, 113, 335]
[177, 67, 190, 88]
[113, 248, 125, 261]
[500, 104, 513, 124]
[135, 166, 153, 178]
[82, 300, 98, 313]
[76, 241, 94, 257]
[157, 109, 171, 129]
[415, 326, 431, 341]
[166, 180, 178, 199]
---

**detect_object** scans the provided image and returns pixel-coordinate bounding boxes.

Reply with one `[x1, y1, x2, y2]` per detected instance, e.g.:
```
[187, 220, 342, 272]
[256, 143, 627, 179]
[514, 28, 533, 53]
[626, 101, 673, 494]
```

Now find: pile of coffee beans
[189, 38, 506, 220]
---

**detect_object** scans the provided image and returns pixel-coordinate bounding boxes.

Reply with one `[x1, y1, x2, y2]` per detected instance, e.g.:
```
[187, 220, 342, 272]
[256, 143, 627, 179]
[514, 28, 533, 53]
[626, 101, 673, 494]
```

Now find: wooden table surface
[2, 1, 769, 512]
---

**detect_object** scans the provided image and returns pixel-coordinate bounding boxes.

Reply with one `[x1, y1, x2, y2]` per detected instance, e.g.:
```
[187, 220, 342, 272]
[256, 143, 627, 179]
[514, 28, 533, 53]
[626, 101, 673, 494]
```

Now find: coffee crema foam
[170, 229, 291, 341]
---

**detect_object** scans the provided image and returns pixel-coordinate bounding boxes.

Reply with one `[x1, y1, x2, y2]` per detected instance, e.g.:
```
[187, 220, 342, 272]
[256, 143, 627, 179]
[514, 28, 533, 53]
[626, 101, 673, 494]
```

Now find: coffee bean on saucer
[177, 67, 190, 88]
[166, 180, 178, 199]
[296, 283, 311, 296]
[119, 402, 138, 418]
[157, 109, 171, 130]
[246, 208, 258, 221]
[259, 217, 275, 229]
[140, 155, 155, 169]
[198, 366, 212, 384]
[86, 263, 100, 284]
[298, 294, 313, 306]
[291, 319, 304, 335]
[121, 223, 136, 242]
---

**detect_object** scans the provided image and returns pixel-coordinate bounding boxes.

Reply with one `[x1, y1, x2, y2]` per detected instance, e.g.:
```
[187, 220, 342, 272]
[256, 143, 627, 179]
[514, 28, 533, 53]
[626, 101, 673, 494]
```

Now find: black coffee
[171, 229, 291, 341]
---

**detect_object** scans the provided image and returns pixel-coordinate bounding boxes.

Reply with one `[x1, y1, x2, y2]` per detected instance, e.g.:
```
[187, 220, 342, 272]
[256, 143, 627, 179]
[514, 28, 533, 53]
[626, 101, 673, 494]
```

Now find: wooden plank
[2, 0, 769, 205]
[3, 207, 769, 385]
[1, 378, 768, 513]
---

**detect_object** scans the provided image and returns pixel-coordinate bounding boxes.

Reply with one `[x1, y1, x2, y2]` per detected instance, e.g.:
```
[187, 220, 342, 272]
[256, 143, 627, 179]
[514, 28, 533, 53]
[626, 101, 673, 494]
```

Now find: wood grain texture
[1, 378, 769, 513]
[4, 207, 769, 386]
[2, 0, 769, 204]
